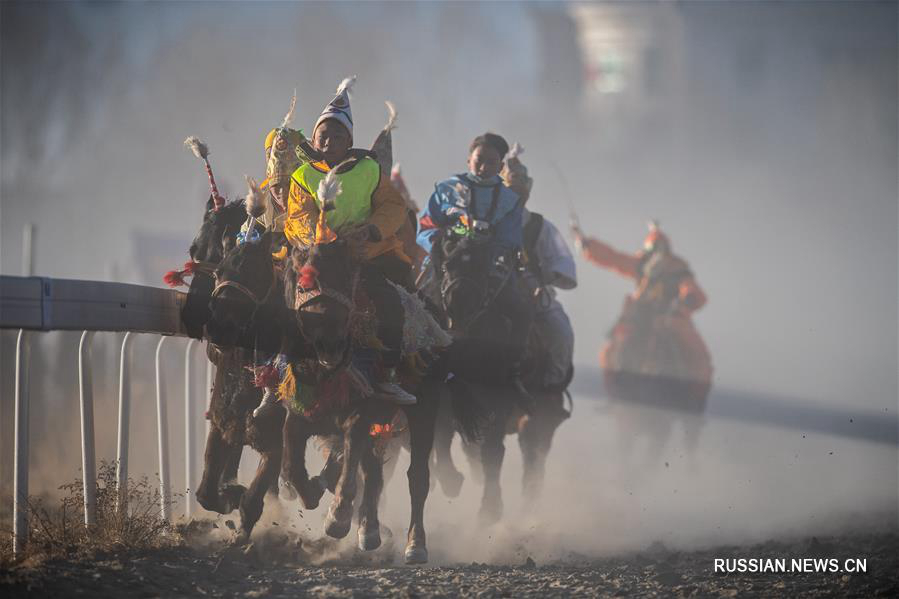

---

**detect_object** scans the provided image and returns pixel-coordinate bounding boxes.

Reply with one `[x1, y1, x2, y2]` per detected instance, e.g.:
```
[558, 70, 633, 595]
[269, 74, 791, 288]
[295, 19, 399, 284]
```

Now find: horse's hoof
[357, 525, 382, 551]
[323, 505, 352, 539]
[221, 484, 246, 513]
[404, 543, 428, 565]
[440, 471, 465, 498]
[231, 530, 251, 546]
[279, 480, 298, 501]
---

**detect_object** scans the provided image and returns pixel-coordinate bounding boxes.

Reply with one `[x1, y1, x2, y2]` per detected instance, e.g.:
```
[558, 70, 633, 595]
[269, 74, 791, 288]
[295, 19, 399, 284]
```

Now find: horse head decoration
[206, 176, 282, 348]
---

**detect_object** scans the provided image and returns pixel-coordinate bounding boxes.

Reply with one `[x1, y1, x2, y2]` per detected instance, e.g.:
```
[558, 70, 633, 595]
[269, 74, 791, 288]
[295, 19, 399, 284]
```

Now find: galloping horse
[207, 228, 480, 563]
[175, 197, 291, 543]
[422, 229, 570, 523]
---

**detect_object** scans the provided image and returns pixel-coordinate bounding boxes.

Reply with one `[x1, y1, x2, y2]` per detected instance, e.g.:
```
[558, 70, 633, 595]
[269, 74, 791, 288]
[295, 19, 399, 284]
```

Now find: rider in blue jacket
[418, 132, 533, 396]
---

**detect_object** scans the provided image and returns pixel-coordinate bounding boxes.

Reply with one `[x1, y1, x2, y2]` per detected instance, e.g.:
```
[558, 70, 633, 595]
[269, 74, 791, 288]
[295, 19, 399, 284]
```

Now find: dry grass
[0, 461, 183, 566]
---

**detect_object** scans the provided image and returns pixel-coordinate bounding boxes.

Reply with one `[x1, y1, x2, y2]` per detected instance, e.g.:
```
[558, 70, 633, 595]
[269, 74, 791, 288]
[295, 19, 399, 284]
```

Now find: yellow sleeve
[284, 177, 318, 248]
[368, 176, 407, 240]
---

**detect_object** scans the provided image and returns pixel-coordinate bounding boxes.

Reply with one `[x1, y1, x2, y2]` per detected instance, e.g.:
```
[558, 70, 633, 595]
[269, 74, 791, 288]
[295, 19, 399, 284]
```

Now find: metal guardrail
[1, 275, 206, 556]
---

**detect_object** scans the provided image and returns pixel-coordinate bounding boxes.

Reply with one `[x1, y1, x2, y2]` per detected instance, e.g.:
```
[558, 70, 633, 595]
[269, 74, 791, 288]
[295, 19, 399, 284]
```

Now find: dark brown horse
[179, 198, 293, 543]
[208, 233, 480, 563]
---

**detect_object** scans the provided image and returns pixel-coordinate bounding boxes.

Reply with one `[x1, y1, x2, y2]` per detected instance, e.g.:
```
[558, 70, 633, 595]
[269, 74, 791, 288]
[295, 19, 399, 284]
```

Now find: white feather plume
[317, 169, 342, 209]
[383, 101, 397, 131]
[505, 142, 524, 161]
[336, 76, 357, 96]
[280, 88, 297, 129]
[648, 219, 660, 232]
[183, 136, 209, 160]
[244, 175, 267, 218]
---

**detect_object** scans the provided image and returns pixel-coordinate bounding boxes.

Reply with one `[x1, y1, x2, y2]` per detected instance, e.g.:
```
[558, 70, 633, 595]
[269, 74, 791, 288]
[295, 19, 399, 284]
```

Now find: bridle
[438, 237, 511, 331]
[211, 264, 278, 311]
[294, 266, 360, 314]
[293, 257, 362, 372]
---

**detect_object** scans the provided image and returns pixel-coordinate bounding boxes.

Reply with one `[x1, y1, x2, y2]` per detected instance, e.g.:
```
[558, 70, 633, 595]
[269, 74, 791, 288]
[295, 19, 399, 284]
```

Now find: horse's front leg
[519, 391, 567, 501]
[282, 410, 324, 509]
[197, 427, 244, 514]
[356, 443, 385, 551]
[478, 398, 509, 526]
[404, 394, 438, 564]
[432, 389, 465, 497]
[324, 410, 369, 539]
[234, 411, 286, 544]
[234, 444, 282, 544]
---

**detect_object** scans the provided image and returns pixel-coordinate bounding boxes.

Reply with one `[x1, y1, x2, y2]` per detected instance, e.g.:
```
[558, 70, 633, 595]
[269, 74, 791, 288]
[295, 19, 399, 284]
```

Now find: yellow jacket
[285, 157, 410, 262]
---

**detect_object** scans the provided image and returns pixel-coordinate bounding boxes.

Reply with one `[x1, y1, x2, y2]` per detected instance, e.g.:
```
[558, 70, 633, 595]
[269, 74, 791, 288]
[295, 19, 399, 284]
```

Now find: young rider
[283, 78, 415, 404]
[418, 132, 534, 396]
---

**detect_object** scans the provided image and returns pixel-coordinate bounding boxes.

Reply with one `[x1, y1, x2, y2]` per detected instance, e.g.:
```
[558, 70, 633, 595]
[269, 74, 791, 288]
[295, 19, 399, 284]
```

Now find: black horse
[422, 229, 570, 523]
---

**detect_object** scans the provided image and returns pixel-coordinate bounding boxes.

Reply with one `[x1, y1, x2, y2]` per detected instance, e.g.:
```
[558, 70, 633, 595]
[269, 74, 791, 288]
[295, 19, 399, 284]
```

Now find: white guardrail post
[78, 330, 97, 526]
[205, 358, 213, 439]
[13, 329, 32, 556]
[184, 338, 197, 518]
[2, 275, 189, 544]
[116, 332, 134, 512]
[155, 337, 171, 521]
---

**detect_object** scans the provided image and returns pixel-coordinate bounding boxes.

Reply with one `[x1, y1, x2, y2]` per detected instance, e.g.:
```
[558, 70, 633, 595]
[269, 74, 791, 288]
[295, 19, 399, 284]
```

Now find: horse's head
[206, 231, 280, 347]
[189, 197, 250, 265]
[293, 238, 359, 370]
[434, 231, 508, 333]
[178, 198, 251, 337]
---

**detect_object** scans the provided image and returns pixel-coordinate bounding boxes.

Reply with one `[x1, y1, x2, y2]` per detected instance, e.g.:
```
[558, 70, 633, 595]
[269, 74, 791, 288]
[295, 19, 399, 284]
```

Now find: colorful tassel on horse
[277, 363, 297, 404]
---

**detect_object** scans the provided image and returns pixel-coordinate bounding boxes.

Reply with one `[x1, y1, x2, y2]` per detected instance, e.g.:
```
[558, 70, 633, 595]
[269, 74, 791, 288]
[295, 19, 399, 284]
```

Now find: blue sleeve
[416, 185, 450, 253]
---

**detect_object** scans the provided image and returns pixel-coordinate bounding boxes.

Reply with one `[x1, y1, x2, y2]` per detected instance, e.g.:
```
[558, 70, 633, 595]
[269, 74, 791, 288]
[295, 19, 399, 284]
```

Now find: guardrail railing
[1, 275, 208, 556]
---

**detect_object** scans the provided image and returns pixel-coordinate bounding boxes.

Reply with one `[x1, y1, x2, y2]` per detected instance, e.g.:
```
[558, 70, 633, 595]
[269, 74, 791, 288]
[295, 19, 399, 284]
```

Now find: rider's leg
[360, 258, 416, 404]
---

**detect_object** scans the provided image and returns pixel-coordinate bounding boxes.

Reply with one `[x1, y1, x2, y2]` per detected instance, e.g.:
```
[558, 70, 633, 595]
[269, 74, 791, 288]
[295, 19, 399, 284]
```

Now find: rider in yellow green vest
[285, 77, 415, 404]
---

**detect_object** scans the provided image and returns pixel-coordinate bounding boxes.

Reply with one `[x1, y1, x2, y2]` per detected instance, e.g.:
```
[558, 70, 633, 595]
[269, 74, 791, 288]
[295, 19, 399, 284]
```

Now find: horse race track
[2, 532, 897, 597]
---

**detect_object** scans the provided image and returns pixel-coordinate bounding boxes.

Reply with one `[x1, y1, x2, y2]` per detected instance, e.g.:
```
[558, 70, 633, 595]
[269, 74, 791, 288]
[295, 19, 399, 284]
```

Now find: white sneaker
[375, 382, 417, 405]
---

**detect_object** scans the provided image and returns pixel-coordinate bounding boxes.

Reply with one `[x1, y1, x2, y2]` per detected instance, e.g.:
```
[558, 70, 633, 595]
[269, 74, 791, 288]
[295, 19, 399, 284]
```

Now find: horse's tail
[446, 376, 485, 444]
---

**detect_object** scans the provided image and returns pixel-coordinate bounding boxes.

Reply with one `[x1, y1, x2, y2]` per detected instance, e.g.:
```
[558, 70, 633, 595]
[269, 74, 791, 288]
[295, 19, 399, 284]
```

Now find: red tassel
[299, 264, 319, 290]
[182, 261, 196, 275]
[163, 269, 186, 287]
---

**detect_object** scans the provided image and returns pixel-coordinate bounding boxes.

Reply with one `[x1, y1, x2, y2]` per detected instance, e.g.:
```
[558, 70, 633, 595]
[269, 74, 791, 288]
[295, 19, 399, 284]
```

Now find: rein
[211, 265, 277, 308]
[295, 268, 360, 313]
[439, 240, 513, 331]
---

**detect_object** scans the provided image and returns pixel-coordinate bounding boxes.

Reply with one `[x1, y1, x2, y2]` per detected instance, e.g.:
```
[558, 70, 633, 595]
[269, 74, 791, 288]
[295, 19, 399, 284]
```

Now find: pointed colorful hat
[264, 90, 306, 185]
[314, 76, 356, 140]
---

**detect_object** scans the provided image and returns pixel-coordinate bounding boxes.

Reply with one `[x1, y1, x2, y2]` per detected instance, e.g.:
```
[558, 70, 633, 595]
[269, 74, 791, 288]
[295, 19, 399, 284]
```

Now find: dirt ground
[2, 528, 897, 598]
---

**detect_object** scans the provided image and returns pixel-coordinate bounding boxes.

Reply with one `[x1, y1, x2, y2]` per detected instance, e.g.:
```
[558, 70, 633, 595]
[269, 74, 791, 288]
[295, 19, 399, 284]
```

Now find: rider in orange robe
[573, 222, 712, 404]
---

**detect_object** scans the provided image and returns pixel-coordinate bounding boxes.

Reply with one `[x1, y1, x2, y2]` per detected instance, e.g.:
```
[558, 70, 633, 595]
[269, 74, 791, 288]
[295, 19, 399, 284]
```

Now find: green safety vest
[291, 157, 381, 233]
